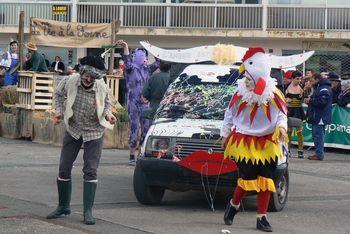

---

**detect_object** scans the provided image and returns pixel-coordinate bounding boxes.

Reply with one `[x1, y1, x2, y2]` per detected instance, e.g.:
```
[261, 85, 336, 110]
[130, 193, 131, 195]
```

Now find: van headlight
[145, 137, 172, 158]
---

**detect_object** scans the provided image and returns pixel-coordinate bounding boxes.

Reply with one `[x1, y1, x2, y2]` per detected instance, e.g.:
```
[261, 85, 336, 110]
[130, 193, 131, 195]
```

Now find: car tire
[269, 169, 289, 212]
[133, 161, 165, 205]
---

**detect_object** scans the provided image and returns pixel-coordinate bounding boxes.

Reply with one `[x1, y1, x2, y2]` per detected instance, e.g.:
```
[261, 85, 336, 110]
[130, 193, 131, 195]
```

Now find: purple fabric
[123, 54, 160, 148]
[127, 101, 150, 148]
[132, 49, 147, 67]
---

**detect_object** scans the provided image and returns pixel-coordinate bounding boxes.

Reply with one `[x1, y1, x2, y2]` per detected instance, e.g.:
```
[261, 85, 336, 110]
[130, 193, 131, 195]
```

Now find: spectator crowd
[0, 41, 79, 87]
[278, 68, 350, 161]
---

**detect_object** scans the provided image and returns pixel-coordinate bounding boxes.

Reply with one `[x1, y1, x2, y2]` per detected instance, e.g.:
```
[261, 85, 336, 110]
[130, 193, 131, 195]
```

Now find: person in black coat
[337, 79, 350, 107]
[328, 71, 341, 104]
[51, 56, 65, 74]
[305, 74, 332, 161]
[141, 60, 172, 119]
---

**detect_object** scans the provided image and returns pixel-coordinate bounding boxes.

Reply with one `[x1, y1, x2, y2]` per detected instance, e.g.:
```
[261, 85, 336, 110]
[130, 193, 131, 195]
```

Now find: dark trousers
[58, 131, 104, 181]
[312, 125, 325, 159]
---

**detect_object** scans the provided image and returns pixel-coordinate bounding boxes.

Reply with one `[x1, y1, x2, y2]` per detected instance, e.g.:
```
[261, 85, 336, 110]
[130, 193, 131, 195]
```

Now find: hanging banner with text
[291, 105, 350, 150]
[30, 18, 112, 48]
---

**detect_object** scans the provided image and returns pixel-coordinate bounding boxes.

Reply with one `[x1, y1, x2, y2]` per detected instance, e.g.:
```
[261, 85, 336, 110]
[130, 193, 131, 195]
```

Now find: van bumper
[137, 157, 238, 192]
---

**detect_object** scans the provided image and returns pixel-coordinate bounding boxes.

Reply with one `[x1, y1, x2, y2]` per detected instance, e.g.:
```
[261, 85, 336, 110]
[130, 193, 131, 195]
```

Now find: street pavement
[0, 137, 350, 234]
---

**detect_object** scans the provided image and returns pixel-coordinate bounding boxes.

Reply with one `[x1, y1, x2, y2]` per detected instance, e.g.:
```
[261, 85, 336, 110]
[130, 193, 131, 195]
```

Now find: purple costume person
[123, 49, 160, 148]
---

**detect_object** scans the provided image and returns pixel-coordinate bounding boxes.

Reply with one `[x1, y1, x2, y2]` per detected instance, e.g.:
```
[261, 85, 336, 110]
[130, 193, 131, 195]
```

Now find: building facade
[1, 0, 350, 74]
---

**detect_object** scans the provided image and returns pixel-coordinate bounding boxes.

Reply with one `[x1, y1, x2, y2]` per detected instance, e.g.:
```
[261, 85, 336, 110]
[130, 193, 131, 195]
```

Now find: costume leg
[140, 104, 150, 146]
[224, 161, 257, 225]
[128, 101, 141, 165]
[296, 128, 304, 150]
[128, 101, 140, 150]
[83, 180, 97, 225]
[48, 132, 81, 219]
[81, 137, 103, 225]
[256, 161, 276, 232]
[82, 136, 104, 181]
[256, 192, 273, 232]
[257, 190, 271, 214]
[58, 131, 83, 180]
[46, 179, 72, 219]
[287, 128, 292, 149]
[232, 186, 246, 206]
[297, 127, 304, 158]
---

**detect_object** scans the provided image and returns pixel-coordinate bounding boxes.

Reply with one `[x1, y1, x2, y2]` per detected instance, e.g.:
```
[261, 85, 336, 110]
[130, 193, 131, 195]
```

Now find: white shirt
[54, 61, 59, 71]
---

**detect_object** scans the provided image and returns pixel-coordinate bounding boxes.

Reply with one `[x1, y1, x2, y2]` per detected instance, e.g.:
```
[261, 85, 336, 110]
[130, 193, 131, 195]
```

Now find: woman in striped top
[285, 71, 305, 158]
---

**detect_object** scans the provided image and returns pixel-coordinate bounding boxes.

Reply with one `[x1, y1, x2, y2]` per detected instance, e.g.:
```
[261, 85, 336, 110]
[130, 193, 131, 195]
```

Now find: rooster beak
[239, 64, 245, 74]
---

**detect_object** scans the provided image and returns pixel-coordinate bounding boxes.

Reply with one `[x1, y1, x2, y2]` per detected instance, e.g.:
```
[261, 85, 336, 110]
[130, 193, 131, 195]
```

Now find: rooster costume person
[221, 48, 288, 232]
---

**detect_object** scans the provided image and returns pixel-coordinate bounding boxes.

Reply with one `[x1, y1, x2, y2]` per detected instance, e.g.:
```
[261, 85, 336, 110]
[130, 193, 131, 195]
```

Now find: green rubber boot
[47, 179, 72, 219]
[83, 181, 97, 225]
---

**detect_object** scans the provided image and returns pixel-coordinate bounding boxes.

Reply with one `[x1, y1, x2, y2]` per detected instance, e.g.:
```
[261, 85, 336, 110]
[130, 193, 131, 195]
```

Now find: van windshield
[155, 70, 239, 120]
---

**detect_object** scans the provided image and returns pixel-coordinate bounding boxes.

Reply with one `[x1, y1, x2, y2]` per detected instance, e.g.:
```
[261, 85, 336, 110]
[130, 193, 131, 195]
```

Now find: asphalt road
[0, 137, 349, 234]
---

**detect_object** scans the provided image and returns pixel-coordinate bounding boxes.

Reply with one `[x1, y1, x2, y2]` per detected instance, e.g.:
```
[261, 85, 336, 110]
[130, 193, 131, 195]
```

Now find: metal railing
[0, 1, 350, 31]
[267, 5, 350, 30]
[77, 3, 120, 23]
[77, 3, 263, 29]
[327, 7, 350, 30]
[124, 4, 167, 27]
[216, 5, 262, 29]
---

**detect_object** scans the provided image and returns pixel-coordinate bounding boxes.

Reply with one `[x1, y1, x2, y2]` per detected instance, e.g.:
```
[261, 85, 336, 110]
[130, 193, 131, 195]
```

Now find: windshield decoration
[156, 76, 237, 120]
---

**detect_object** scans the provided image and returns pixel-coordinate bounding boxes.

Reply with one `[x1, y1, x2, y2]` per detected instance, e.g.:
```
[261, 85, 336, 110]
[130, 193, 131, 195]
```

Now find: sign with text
[302, 41, 348, 51]
[52, 5, 68, 15]
[291, 105, 350, 150]
[30, 18, 112, 48]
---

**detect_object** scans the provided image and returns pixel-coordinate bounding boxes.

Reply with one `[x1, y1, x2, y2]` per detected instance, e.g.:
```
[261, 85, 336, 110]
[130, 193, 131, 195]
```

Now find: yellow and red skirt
[224, 129, 283, 193]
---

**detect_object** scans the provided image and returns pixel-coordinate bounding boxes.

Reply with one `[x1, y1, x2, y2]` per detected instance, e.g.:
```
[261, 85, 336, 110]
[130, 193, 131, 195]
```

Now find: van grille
[174, 138, 223, 158]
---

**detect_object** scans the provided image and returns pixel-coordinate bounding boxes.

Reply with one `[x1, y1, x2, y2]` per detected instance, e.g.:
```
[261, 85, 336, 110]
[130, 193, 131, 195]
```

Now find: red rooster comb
[242, 47, 265, 62]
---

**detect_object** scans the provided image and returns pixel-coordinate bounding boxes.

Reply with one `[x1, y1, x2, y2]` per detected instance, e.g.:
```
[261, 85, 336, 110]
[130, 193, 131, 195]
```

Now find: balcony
[0, 1, 349, 31]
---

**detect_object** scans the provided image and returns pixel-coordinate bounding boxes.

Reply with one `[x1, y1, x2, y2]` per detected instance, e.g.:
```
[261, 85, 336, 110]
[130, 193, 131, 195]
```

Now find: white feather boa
[236, 77, 277, 106]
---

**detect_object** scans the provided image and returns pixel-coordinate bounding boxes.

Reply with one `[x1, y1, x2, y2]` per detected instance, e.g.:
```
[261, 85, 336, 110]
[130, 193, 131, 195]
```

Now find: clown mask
[81, 73, 95, 89]
[79, 65, 103, 89]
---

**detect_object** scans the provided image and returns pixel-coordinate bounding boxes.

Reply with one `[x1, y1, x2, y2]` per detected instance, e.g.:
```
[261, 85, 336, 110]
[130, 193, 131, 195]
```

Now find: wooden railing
[16, 71, 55, 110]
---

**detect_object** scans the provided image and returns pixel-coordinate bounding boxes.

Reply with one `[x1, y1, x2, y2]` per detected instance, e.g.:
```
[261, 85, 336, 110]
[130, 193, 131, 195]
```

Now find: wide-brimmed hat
[25, 42, 37, 51]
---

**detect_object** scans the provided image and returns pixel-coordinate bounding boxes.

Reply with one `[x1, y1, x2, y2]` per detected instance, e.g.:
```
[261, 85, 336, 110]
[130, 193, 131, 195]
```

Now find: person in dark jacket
[337, 79, 350, 107]
[24, 42, 48, 72]
[141, 60, 172, 118]
[305, 74, 332, 161]
[328, 71, 341, 104]
[51, 56, 65, 74]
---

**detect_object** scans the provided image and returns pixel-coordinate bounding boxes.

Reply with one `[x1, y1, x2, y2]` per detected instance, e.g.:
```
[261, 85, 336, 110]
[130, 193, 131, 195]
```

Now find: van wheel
[133, 161, 165, 205]
[269, 169, 289, 212]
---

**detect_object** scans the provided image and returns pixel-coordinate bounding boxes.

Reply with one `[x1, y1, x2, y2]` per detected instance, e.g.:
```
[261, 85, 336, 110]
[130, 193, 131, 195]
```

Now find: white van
[133, 64, 289, 211]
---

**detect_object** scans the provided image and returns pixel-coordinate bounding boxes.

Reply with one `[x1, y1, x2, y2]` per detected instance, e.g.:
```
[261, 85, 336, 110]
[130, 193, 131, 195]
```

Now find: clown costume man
[221, 48, 288, 232]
